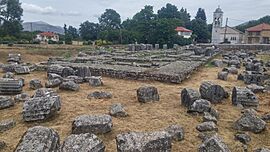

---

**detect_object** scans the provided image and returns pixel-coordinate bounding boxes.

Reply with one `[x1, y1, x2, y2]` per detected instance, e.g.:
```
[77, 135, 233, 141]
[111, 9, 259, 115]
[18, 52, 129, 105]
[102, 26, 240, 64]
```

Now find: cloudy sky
[21, 0, 270, 28]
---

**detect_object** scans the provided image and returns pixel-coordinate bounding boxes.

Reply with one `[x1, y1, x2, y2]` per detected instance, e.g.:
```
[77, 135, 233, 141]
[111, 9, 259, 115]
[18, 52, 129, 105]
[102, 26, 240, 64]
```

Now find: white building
[175, 26, 193, 39]
[211, 7, 244, 44]
[35, 32, 59, 43]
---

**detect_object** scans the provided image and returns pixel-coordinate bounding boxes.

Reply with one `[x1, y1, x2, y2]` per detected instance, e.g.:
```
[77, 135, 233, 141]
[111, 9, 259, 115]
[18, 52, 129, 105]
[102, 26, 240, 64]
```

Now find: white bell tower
[211, 6, 223, 44]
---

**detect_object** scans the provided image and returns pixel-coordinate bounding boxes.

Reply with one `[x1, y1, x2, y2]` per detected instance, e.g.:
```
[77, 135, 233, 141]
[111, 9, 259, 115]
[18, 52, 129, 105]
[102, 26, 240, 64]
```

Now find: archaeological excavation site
[0, 44, 270, 152]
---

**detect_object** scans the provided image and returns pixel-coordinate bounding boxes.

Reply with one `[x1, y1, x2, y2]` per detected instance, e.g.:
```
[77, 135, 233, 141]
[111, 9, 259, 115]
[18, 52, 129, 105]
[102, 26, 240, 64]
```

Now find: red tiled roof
[175, 26, 192, 32]
[246, 23, 270, 32]
[39, 32, 57, 37]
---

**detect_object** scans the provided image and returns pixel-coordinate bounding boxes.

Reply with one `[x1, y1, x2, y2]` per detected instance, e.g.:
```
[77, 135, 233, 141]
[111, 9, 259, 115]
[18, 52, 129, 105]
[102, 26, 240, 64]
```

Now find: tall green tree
[0, 0, 23, 37]
[133, 5, 156, 22]
[68, 26, 79, 40]
[195, 8, 207, 22]
[99, 9, 121, 30]
[157, 3, 180, 19]
[187, 18, 209, 43]
[79, 21, 99, 41]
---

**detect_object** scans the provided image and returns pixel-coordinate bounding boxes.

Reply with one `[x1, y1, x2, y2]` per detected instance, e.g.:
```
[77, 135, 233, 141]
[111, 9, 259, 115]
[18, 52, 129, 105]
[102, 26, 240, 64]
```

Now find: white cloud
[22, 3, 81, 16]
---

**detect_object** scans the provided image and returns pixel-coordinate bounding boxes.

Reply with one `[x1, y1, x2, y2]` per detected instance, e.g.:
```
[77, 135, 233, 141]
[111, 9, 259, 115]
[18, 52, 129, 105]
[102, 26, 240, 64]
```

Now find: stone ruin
[36, 45, 219, 84]
[15, 126, 60, 152]
[22, 88, 61, 122]
[0, 78, 23, 95]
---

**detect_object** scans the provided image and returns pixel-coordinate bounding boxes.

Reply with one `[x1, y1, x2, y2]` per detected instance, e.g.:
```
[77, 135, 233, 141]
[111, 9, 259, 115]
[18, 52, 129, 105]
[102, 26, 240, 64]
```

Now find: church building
[211, 7, 244, 44]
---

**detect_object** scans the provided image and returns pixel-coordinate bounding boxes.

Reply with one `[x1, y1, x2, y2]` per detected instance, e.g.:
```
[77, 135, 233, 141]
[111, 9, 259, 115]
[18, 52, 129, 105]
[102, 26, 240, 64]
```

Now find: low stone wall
[199, 44, 270, 51]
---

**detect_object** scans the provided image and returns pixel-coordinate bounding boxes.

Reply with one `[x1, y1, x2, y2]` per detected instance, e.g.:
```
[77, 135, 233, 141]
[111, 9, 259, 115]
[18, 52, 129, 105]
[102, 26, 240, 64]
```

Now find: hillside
[236, 15, 270, 32]
[22, 21, 64, 34]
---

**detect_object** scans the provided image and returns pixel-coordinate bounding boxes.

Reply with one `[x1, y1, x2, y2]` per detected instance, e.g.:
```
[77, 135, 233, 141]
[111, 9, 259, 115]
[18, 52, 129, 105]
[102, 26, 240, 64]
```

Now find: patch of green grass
[62, 51, 72, 59]
[204, 61, 215, 68]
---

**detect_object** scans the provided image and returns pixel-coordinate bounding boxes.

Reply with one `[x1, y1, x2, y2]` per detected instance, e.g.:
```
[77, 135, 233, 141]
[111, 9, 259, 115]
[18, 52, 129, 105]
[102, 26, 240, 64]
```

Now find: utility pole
[223, 17, 228, 42]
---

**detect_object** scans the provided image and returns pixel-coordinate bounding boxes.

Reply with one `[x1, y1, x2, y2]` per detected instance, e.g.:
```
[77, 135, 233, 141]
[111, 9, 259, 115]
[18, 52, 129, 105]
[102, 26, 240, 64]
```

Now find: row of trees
[64, 3, 211, 46]
[0, 0, 211, 45]
[0, 0, 23, 42]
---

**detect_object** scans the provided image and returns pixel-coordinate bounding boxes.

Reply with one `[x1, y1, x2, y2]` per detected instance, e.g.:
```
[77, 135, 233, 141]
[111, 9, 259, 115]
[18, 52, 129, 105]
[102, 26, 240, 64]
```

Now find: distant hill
[236, 15, 270, 32]
[23, 21, 64, 34]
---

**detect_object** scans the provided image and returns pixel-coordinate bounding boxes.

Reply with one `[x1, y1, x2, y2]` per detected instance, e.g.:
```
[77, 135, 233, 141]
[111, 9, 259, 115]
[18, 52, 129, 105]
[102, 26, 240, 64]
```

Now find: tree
[187, 18, 210, 43]
[68, 26, 79, 40]
[0, 0, 23, 37]
[99, 9, 121, 30]
[157, 3, 180, 19]
[195, 8, 207, 22]
[179, 8, 191, 24]
[133, 5, 156, 22]
[79, 21, 99, 41]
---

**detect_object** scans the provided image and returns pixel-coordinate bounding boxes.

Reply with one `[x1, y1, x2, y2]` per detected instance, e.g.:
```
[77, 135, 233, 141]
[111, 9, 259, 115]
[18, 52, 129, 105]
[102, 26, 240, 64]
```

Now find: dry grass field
[0, 46, 269, 151]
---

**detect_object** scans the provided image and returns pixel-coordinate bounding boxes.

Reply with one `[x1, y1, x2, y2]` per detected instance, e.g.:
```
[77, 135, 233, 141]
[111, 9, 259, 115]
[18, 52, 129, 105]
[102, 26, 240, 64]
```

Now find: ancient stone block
[33, 88, 58, 98]
[181, 88, 201, 108]
[61, 133, 105, 152]
[89, 76, 103, 87]
[59, 81, 80, 91]
[246, 84, 265, 93]
[164, 125, 185, 141]
[0, 119, 16, 132]
[200, 81, 228, 104]
[29, 79, 43, 90]
[14, 66, 30, 75]
[234, 133, 251, 144]
[218, 71, 228, 81]
[109, 103, 128, 117]
[198, 135, 231, 152]
[0, 96, 15, 109]
[72, 115, 113, 134]
[65, 76, 84, 84]
[14, 93, 30, 102]
[234, 109, 266, 133]
[137, 86, 159, 103]
[45, 79, 62, 88]
[0, 78, 23, 95]
[15, 126, 60, 152]
[88, 91, 112, 99]
[116, 131, 172, 152]
[196, 121, 218, 132]
[23, 96, 61, 122]
[203, 112, 218, 124]
[3, 72, 14, 79]
[232, 87, 258, 108]
[188, 99, 211, 113]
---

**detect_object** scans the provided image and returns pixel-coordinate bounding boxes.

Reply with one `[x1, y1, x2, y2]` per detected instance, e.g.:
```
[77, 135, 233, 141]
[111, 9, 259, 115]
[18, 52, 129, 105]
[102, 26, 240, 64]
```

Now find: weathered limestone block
[154, 44, 159, 50]
[109, 103, 128, 117]
[200, 81, 228, 104]
[203, 112, 218, 124]
[65, 76, 84, 84]
[128, 44, 135, 51]
[228, 60, 241, 68]
[243, 71, 265, 85]
[59, 81, 80, 91]
[88, 91, 112, 99]
[234, 133, 251, 144]
[211, 59, 223, 67]
[0, 119, 16, 132]
[14, 66, 30, 75]
[0, 96, 15, 109]
[137, 86, 159, 103]
[196, 121, 218, 132]
[0, 78, 23, 95]
[246, 84, 265, 93]
[15, 126, 60, 152]
[3, 72, 14, 79]
[48, 73, 63, 81]
[116, 131, 172, 152]
[164, 125, 185, 141]
[188, 99, 211, 113]
[7, 53, 21, 64]
[89, 76, 103, 87]
[33, 88, 58, 98]
[23, 96, 61, 122]
[234, 109, 266, 133]
[218, 71, 228, 81]
[48, 65, 75, 77]
[72, 115, 113, 134]
[198, 135, 231, 152]
[29, 79, 43, 90]
[14, 93, 30, 102]
[163, 44, 168, 49]
[45, 78, 62, 88]
[232, 87, 258, 108]
[223, 66, 238, 75]
[75, 66, 91, 78]
[2, 64, 17, 72]
[181, 88, 201, 108]
[61, 133, 105, 152]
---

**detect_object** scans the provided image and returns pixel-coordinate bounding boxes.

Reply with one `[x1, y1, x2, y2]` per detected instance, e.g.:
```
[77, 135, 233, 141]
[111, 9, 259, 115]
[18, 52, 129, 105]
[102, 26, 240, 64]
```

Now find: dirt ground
[0, 47, 269, 151]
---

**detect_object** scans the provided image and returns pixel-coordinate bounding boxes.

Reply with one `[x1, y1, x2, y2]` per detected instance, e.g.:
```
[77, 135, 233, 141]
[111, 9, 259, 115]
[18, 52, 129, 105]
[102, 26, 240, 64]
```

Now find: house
[35, 32, 59, 43]
[245, 23, 270, 44]
[175, 26, 192, 38]
[211, 7, 244, 44]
